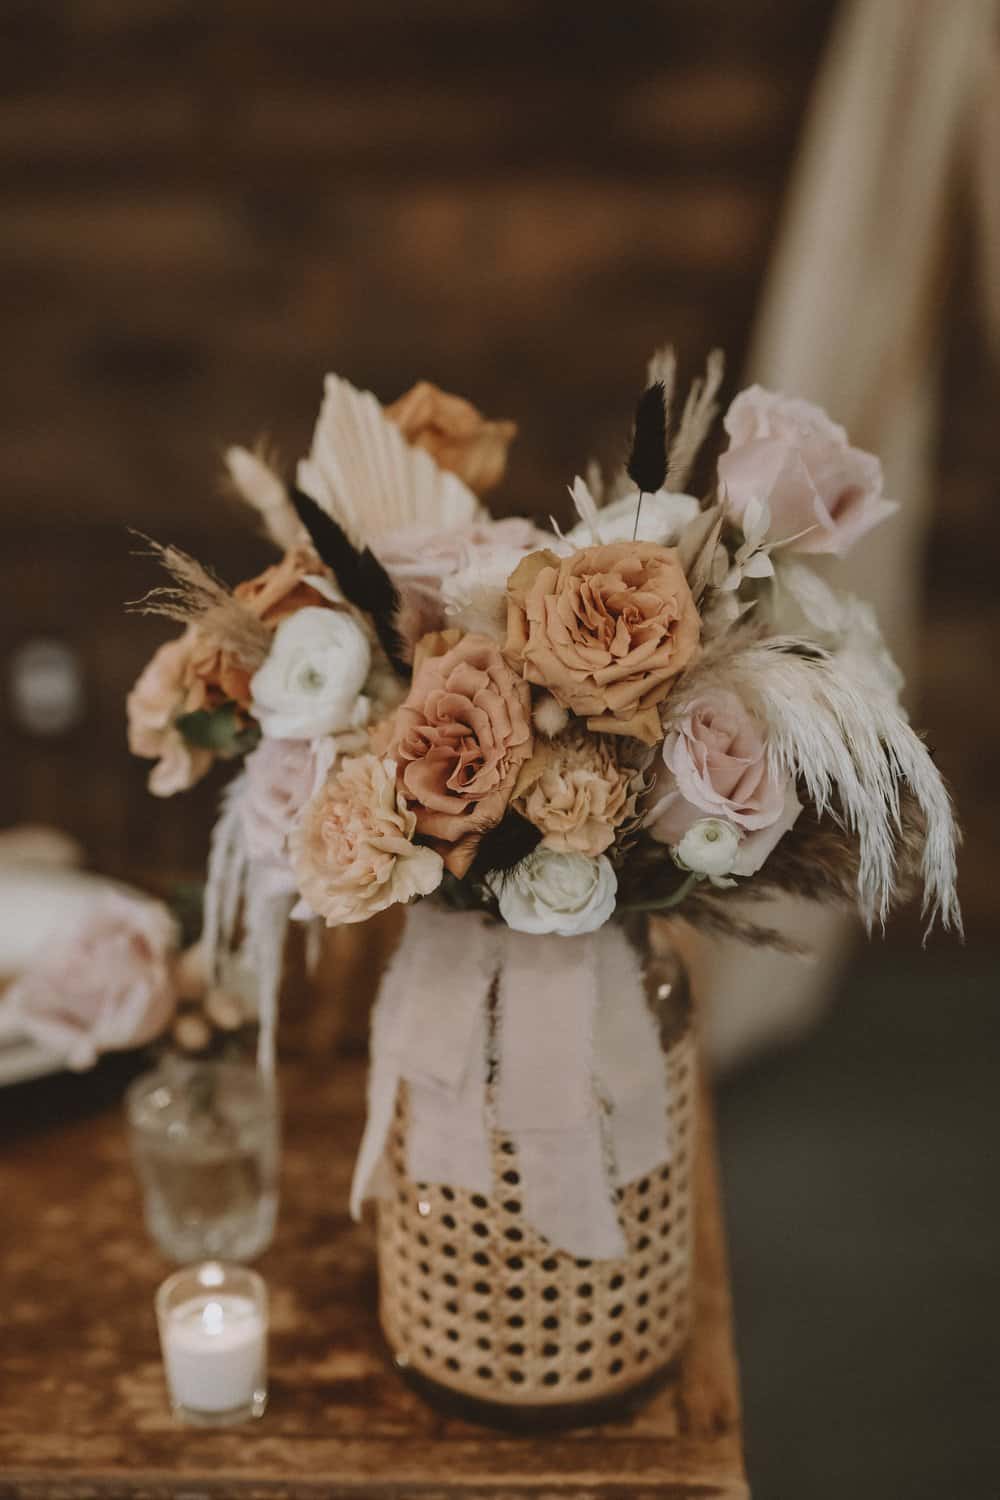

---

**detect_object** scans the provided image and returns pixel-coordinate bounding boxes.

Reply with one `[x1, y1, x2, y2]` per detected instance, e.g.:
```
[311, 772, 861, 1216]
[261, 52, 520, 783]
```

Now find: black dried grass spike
[290, 486, 409, 678]
[626, 382, 669, 495]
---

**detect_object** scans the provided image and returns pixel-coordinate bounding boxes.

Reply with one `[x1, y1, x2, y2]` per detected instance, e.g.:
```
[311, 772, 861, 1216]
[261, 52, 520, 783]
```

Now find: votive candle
[156, 1262, 268, 1425]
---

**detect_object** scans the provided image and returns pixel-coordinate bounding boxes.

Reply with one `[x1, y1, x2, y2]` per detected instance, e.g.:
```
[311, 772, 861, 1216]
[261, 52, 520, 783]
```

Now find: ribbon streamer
[350, 903, 673, 1259]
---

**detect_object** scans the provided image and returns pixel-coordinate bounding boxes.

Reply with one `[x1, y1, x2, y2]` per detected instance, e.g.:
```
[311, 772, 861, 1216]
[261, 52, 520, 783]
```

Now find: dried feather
[569, 475, 604, 543]
[669, 632, 961, 935]
[665, 349, 725, 493]
[223, 443, 304, 552]
[392, 585, 447, 665]
[128, 534, 270, 670]
[584, 458, 606, 505]
[290, 487, 408, 678]
[645, 344, 678, 395]
[677, 503, 725, 601]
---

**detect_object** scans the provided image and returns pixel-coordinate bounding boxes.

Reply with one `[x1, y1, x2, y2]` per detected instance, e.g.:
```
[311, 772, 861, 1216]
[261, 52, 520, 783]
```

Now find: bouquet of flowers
[128, 354, 959, 1000]
[121, 350, 962, 1411]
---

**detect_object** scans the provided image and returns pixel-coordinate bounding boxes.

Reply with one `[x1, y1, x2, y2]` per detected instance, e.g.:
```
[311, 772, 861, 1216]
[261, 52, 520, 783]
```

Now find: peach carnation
[513, 735, 639, 857]
[387, 630, 533, 876]
[505, 543, 700, 745]
[291, 754, 443, 926]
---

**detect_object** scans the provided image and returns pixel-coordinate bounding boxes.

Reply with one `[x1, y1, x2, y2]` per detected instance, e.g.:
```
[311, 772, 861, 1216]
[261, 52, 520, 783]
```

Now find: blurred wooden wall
[0, 2, 996, 933]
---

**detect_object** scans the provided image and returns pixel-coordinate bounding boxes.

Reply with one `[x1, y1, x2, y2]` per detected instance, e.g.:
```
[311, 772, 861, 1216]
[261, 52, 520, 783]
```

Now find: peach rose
[4, 890, 178, 1070]
[234, 544, 331, 627]
[387, 631, 533, 876]
[513, 736, 639, 856]
[719, 387, 898, 557]
[126, 632, 214, 796]
[291, 753, 443, 925]
[505, 544, 700, 746]
[385, 380, 516, 494]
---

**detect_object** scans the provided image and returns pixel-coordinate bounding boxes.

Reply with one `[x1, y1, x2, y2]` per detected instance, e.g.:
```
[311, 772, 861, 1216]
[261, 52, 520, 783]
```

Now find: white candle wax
[162, 1292, 265, 1415]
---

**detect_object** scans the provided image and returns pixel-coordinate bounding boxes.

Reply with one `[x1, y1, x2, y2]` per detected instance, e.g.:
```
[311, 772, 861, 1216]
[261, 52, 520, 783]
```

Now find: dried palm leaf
[297, 374, 483, 547]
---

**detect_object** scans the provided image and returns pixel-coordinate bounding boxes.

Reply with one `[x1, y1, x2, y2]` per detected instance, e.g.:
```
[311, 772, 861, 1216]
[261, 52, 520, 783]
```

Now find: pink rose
[645, 688, 796, 858]
[4, 891, 179, 1069]
[387, 630, 533, 876]
[375, 516, 545, 601]
[241, 738, 331, 878]
[718, 386, 897, 557]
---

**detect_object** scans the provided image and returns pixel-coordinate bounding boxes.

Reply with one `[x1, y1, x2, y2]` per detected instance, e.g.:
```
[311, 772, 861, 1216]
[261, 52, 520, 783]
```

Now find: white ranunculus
[567, 488, 701, 547]
[488, 848, 617, 937]
[250, 606, 372, 740]
[673, 818, 741, 879]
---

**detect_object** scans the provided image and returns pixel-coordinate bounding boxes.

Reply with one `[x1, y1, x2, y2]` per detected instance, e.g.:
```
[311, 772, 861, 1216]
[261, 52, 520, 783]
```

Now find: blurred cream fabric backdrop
[705, 0, 999, 1069]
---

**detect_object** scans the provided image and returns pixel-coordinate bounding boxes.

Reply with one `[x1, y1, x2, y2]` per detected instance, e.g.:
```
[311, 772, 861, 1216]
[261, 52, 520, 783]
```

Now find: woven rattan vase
[375, 928, 695, 1430]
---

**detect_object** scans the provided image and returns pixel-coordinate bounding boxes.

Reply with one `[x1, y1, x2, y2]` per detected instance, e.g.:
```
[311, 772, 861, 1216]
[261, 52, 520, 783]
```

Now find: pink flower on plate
[645, 688, 800, 873]
[718, 386, 898, 557]
[4, 890, 179, 1070]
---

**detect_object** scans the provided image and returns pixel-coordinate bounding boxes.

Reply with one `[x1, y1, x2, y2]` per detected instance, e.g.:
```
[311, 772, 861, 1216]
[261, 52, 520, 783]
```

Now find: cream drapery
[704, 0, 998, 1069]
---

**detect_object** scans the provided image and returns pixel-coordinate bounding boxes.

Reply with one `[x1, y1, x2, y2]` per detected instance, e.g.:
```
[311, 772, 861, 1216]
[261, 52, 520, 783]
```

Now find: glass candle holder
[127, 1057, 279, 1263]
[156, 1261, 268, 1425]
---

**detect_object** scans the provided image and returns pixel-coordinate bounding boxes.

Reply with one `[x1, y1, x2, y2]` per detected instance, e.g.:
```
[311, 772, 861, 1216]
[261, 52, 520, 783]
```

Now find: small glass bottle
[127, 1057, 280, 1263]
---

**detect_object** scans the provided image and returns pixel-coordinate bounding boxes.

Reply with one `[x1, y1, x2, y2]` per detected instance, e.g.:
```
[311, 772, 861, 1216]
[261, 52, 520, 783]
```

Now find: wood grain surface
[1, 1048, 746, 1499]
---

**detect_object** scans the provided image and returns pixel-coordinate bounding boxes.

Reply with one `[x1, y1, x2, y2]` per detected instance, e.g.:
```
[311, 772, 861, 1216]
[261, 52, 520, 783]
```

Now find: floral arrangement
[121, 353, 959, 1061]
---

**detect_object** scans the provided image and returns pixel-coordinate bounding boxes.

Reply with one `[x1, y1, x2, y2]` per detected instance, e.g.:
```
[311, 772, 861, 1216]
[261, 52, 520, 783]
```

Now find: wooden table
[1, 1051, 747, 1499]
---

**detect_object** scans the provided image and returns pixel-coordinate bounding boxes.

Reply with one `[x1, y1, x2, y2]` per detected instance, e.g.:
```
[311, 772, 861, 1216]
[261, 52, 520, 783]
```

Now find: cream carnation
[488, 847, 617, 936]
[291, 754, 443, 926]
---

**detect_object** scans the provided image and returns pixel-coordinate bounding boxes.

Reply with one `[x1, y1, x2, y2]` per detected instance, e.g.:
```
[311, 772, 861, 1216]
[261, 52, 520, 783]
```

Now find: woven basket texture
[376, 1022, 696, 1409]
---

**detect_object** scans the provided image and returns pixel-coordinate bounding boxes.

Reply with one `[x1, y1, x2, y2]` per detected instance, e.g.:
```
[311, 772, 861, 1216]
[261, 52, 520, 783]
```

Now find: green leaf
[176, 702, 260, 758]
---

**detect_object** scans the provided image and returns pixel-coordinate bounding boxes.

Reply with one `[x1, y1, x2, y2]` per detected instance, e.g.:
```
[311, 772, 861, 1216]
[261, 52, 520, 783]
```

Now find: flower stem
[620, 871, 702, 914]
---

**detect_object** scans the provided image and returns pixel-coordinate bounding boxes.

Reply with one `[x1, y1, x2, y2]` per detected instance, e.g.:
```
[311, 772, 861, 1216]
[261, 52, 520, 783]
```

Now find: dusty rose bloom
[291, 753, 443, 925]
[387, 631, 533, 876]
[5, 891, 178, 1070]
[645, 687, 792, 844]
[719, 386, 898, 557]
[514, 735, 639, 856]
[505, 544, 701, 746]
[385, 381, 516, 494]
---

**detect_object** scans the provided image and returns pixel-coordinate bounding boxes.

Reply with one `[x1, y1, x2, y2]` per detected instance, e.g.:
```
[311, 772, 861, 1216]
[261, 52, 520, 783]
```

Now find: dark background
[1, 4, 997, 1496]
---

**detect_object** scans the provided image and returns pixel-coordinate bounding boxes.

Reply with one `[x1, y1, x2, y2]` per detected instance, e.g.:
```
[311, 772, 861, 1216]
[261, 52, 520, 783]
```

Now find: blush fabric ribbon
[350, 904, 673, 1259]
